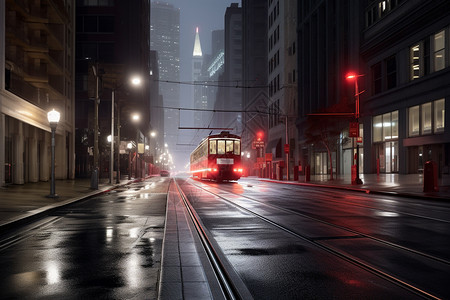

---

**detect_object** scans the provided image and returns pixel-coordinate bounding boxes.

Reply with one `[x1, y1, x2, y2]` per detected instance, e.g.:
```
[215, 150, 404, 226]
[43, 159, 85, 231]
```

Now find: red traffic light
[256, 131, 264, 141]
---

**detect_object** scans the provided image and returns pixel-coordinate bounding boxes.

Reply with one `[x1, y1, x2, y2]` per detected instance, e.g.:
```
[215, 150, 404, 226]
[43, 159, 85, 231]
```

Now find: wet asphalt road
[178, 177, 450, 299]
[0, 177, 169, 299]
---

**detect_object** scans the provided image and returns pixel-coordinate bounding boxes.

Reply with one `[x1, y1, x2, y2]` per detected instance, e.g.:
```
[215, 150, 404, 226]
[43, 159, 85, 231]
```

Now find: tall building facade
[75, 0, 151, 178]
[296, 0, 363, 177]
[266, 0, 298, 180]
[150, 1, 180, 159]
[214, 3, 242, 135]
[360, 0, 450, 177]
[242, 0, 268, 176]
[1, 0, 76, 186]
[192, 27, 205, 128]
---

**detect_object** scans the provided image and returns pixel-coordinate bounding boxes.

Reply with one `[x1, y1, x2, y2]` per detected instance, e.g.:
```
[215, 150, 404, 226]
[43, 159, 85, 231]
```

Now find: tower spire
[193, 27, 202, 57]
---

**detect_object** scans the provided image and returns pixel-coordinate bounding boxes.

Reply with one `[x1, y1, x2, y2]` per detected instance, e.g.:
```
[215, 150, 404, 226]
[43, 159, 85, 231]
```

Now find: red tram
[190, 131, 243, 181]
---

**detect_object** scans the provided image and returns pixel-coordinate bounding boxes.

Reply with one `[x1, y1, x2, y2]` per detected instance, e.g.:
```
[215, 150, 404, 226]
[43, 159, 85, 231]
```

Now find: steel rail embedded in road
[173, 178, 244, 300]
[187, 179, 443, 300]
[196, 181, 450, 267]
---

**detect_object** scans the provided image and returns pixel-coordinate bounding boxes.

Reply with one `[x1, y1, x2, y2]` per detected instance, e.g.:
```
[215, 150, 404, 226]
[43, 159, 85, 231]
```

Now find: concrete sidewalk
[0, 177, 133, 229]
[259, 173, 450, 201]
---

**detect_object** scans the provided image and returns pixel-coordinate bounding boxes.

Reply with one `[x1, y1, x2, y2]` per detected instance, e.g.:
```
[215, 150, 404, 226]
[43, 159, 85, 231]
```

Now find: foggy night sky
[162, 0, 241, 82]
[156, 1, 241, 169]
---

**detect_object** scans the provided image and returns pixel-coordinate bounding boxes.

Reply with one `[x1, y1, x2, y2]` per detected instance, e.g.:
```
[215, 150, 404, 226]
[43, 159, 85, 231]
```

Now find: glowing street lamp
[47, 109, 60, 198]
[131, 76, 141, 86]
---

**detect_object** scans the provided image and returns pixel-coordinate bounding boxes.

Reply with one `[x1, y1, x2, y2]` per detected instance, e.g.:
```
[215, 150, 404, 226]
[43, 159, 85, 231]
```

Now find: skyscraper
[214, 3, 242, 135]
[150, 2, 180, 161]
[192, 27, 205, 127]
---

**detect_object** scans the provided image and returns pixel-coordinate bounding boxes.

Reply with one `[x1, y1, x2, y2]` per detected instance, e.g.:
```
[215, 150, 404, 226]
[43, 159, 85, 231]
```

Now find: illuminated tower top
[193, 27, 203, 57]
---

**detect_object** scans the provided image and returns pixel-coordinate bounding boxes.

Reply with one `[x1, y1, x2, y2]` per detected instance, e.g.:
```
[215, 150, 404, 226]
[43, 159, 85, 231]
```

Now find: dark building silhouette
[242, 0, 269, 176]
[75, 0, 151, 178]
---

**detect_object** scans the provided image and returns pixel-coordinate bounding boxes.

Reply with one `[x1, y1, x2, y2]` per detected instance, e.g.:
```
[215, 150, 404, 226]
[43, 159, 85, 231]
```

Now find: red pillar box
[423, 161, 439, 192]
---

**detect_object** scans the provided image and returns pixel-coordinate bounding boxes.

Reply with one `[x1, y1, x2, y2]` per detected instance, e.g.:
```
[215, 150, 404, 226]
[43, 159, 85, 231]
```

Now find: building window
[408, 99, 445, 137]
[373, 115, 382, 142]
[434, 30, 445, 72]
[391, 110, 399, 139]
[421, 102, 432, 135]
[373, 111, 398, 142]
[434, 98, 445, 133]
[410, 44, 421, 80]
[386, 56, 396, 89]
[408, 105, 420, 137]
[372, 62, 382, 94]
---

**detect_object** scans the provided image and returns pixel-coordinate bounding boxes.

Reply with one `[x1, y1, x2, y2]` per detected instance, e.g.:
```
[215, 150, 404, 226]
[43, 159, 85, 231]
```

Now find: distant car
[160, 170, 170, 177]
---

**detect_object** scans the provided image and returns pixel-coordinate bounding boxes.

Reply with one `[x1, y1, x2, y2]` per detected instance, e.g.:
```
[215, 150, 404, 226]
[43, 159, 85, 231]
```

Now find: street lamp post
[110, 89, 115, 184]
[91, 63, 100, 189]
[127, 142, 132, 180]
[47, 109, 60, 198]
[112, 75, 141, 184]
[346, 73, 364, 185]
[132, 114, 140, 178]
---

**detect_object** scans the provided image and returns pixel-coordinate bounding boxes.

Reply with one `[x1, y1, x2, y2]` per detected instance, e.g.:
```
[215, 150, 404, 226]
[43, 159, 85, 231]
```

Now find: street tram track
[192, 180, 450, 266]
[182, 178, 444, 300]
[173, 178, 243, 300]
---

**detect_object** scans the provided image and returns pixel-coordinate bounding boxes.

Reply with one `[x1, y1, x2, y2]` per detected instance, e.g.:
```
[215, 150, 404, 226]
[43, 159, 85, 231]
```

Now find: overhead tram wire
[156, 79, 269, 89]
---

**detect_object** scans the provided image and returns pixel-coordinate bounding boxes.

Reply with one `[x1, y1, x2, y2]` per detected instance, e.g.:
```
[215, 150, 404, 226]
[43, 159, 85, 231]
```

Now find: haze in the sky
[159, 0, 241, 170]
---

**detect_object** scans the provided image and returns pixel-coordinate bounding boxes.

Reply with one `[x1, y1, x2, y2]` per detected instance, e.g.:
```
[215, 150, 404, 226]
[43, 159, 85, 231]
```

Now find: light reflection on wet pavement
[0, 177, 169, 299]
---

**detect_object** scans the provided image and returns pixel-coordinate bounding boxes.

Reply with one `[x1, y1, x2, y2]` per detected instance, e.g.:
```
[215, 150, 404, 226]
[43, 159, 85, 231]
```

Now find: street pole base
[46, 194, 59, 198]
[352, 178, 363, 185]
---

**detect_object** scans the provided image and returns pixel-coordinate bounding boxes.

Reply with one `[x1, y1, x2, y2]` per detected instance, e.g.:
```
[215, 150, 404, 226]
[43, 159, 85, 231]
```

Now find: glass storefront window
[373, 115, 382, 142]
[373, 111, 398, 142]
[382, 112, 391, 141]
[434, 98, 445, 133]
[421, 102, 432, 134]
[391, 111, 398, 139]
[409, 105, 420, 136]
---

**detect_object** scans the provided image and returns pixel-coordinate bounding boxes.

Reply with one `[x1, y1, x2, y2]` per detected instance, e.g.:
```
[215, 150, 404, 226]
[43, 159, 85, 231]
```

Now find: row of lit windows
[209, 139, 240, 155]
[408, 99, 445, 137]
[410, 29, 447, 80]
[370, 27, 448, 95]
[373, 99, 445, 142]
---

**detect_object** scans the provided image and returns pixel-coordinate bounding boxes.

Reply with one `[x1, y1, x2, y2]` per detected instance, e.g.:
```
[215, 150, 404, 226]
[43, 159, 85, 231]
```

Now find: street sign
[349, 122, 359, 137]
[265, 153, 273, 162]
[252, 140, 265, 149]
[284, 144, 289, 153]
